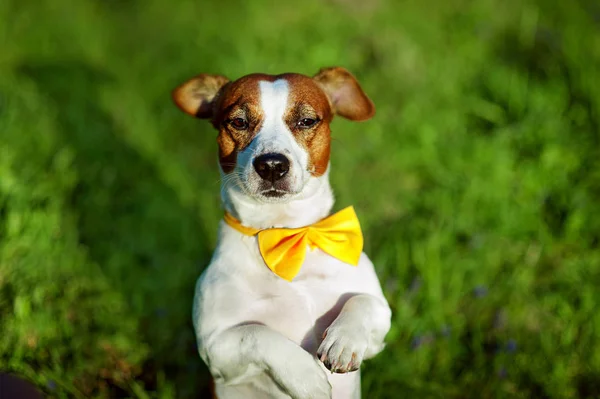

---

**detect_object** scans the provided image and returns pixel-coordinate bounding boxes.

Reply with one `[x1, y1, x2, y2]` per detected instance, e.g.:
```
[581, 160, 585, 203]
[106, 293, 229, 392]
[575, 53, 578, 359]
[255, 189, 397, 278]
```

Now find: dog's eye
[297, 118, 318, 128]
[230, 118, 248, 130]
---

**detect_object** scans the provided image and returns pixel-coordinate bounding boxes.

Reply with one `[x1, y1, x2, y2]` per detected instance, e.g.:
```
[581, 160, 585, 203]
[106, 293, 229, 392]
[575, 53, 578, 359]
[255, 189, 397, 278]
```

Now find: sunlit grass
[1, 0, 599, 397]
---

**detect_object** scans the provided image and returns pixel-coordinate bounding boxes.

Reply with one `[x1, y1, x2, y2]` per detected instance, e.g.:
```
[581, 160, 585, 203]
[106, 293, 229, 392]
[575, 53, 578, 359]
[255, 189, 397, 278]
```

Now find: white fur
[194, 78, 392, 398]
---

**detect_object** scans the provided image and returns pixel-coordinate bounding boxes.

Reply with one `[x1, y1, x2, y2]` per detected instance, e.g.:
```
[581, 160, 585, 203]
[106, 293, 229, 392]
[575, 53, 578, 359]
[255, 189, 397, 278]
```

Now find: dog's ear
[172, 74, 230, 118]
[313, 67, 375, 121]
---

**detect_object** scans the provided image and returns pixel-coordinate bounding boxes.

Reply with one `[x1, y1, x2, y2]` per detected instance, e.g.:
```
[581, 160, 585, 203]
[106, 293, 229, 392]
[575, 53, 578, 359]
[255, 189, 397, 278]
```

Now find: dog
[172, 67, 392, 399]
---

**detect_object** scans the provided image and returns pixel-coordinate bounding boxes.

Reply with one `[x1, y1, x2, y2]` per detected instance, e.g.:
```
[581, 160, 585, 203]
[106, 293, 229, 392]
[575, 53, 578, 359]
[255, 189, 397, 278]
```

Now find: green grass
[1, 0, 600, 397]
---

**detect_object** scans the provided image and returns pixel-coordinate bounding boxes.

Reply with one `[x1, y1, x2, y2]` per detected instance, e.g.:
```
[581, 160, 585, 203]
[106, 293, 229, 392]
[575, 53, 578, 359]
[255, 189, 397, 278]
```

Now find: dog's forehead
[219, 73, 330, 112]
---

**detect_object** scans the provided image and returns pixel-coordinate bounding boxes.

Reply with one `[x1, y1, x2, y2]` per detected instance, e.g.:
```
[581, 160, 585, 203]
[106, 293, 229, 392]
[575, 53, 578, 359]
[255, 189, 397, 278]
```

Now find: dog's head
[172, 67, 374, 203]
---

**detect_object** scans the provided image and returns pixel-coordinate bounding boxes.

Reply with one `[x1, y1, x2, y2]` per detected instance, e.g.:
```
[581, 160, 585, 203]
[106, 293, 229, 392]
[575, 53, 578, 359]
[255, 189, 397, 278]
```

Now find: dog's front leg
[204, 324, 332, 398]
[317, 294, 391, 373]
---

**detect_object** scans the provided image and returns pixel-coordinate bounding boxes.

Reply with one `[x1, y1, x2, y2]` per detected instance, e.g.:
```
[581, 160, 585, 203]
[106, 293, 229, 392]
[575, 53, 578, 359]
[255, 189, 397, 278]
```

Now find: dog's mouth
[255, 178, 297, 200]
[261, 189, 288, 198]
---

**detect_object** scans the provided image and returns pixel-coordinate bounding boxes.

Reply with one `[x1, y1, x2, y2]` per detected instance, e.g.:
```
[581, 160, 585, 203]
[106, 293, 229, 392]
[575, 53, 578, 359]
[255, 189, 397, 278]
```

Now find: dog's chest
[246, 248, 360, 352]
[201, 229, 372, 355]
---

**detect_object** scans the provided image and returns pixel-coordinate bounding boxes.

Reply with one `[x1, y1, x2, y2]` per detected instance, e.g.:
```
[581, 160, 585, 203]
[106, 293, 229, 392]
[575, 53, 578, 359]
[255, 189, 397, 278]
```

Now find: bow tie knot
[224, 206, 364, 281]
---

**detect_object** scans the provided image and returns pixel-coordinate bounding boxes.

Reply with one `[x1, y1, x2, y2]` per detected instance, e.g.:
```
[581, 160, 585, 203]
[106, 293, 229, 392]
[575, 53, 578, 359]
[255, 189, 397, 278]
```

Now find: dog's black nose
[253, 153, 290, 182]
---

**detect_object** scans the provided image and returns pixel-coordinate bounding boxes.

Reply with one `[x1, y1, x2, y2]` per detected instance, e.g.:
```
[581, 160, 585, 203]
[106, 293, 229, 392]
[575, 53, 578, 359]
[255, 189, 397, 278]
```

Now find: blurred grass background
[1, 0, 600, 397]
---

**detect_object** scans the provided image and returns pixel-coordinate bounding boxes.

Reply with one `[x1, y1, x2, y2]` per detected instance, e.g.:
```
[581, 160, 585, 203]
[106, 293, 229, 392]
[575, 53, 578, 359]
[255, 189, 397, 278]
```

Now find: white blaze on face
[237, 79, 310, 198]
[259, 79, 289, 142]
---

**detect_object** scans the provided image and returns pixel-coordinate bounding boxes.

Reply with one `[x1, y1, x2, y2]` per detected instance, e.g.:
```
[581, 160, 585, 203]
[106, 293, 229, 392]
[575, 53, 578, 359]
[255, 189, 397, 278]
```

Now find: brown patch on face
[280, 74, 334, 177]
[211, 74, 276, 173]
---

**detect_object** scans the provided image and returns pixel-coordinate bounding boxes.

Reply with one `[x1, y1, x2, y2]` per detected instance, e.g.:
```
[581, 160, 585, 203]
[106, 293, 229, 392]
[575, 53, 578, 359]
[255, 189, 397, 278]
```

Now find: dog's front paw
[317, 321, 369, 374]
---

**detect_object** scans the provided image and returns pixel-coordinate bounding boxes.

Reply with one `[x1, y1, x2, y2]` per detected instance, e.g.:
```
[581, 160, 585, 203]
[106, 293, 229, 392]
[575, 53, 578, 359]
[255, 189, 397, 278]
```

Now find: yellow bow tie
[223, 206, 364, 282]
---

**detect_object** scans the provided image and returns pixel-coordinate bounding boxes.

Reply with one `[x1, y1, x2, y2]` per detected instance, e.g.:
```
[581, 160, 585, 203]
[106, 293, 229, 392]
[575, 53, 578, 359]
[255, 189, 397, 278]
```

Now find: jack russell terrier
[172, 67, 392, 399]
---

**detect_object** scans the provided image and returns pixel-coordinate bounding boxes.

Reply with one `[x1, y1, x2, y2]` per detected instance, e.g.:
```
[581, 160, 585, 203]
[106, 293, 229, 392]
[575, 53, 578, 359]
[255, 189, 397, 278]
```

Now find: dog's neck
[221, 169, 335, 230]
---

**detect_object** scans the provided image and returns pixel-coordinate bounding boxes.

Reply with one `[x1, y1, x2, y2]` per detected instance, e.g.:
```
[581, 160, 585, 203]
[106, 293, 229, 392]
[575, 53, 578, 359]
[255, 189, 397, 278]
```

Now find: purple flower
[506, 339, 517, 353]
[410, 333, 435, 350]
[497, 367, 507, 379]
[409, 276, 422, 293]
[47, 380, 57, 391]
[473, 285, 488, 298]
[411, 336, 423, 350]
[440, 325, 451, 337]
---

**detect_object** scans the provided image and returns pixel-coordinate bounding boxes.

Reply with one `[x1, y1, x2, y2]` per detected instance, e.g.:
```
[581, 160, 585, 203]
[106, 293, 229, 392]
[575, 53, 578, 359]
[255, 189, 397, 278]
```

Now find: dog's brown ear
[172, 74, 230, 118]
[313, 67, 375, 121]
